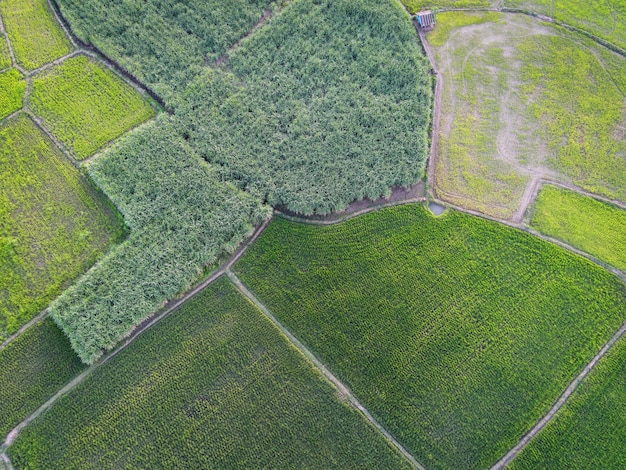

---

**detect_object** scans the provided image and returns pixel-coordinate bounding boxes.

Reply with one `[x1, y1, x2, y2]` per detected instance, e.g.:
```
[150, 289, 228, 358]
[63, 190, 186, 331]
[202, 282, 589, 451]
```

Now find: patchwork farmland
[2, 0, 626, 468]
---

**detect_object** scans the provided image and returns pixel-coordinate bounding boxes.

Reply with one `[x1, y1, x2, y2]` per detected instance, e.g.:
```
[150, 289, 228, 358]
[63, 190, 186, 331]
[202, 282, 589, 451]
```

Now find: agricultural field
[8, 278, 411, 469]
[0, 35, 11, 69]
[234, 204, 626, 469]
[51, 117, 270, 364]
[0, 318, 85, 438]
[54, 0, 279, 100]
[0, 0, 73, 70]
[510, 335, 626, 469]
[530, 185, 626, 271]
[430, 12, 626, 220]
[0, 68, 25, 119]
[178, 0, 432, 215]
[0, 115, 124, 340]
[402, 0, 494, 12]
[30, 55, 155, 160]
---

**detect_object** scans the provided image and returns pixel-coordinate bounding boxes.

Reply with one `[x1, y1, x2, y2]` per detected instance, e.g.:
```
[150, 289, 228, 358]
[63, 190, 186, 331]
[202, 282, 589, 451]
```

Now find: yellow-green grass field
[530, 185, 626, 271]
[0, 114, 124, 340]
[8, 278, 411, 469]
[234, 204, 626, 469]
[431, 12, 626, 219]
[0, 34, 11, 68]
[510, 335, 626, 468]
[0, 0, 73, 70]
[0, 68, 25, 118]
[402, 0, 494, 12]
[30, 55, 155, 160]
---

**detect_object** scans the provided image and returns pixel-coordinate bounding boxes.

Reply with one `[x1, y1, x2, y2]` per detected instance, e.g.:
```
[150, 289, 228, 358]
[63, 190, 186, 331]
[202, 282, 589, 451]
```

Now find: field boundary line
[0, 310, 48, 353]
[26, 50, 82, 77]
[45, 0, 77, 49]
[491, 321, 626, 469]
[226, 270, 426, 470]
[0, 14, 25, 75]
[1, 217, 272, 449]
[0, 451, 13, 470]
[26, 111, 80, 169]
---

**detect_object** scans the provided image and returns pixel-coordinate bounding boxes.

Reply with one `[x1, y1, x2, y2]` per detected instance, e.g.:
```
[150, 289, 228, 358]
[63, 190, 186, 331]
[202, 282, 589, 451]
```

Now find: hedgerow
[51, 117, 270, 363]
[234, 204, 626, 469]
[30, 55, 155, 160]
[0, 68, 25, 119]
[54, 0, 278, 101]
[0, 0, 72, 70]
[176, 0, 432, 215]
[10, 278, 411, 469]
[0, 318, 85, 437]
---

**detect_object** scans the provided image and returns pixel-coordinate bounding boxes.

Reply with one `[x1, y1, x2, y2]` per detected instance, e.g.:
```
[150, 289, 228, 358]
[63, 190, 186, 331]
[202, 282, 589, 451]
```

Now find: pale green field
[0, 68, 25, 118]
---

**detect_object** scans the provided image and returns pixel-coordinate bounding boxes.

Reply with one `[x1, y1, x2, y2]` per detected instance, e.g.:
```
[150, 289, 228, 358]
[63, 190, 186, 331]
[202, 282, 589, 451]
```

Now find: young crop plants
[54, 0, 278, 101]
[529, 185, 626, 271]
[0, 115, 123, 340]
[8, 278, 411, 469]
[510, 335, 626, 468]
[0, 318, 86, 438]
[234, 204, 626, 469]
[30, 55, 155, 160]
[51, 117, 270, 364]
[430, 12, 626, 219]
[0, 68, 25, 119]
[0, 0, 73, 70]
[178, 0, 432, 215]
[0, 35, 11, 69]
[402, 0, 494, 13]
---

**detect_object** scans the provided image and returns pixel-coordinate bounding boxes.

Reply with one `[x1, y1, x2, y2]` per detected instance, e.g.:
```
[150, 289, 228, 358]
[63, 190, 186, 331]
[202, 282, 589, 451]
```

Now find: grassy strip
[0, 318, 85, 437]
[234, 204, 626, 469]
[0, 0, 72, 70]
[30, 55, 155, 160]
[510, 334, 626, 468]
[9, 278, 411, 469]
[0, 115, 123, 340]
[0, 35, 11, 69]
[402, 0, 493, 13]
[530, 185, 626, 271]
[51, 117, 270, 363]
[426, 11, 502, 46]
[0, 69, 25, 119]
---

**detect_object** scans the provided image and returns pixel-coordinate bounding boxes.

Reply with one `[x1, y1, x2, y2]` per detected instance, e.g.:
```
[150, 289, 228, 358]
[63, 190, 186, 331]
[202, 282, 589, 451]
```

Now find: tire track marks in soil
[226, 270, 426, 470]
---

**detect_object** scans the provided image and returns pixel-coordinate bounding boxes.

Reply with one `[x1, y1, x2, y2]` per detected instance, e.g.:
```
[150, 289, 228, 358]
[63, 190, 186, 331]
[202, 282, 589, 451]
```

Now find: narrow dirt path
[226, 270, 426, 470]
[491, 321, 626, 469]
[214, 8, 274, 67]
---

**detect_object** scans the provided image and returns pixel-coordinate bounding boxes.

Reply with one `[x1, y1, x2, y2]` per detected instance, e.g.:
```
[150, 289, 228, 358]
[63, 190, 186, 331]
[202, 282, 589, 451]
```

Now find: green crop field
[530, 186, 626, 271]
[55, 0, 277, 100]
[30, 55, 154, 160]
[0, 34, 11, 68]
[8, 278, 411, 469]
[431, 12, 626, 219]
[0, 115, 123, 340]
[510, 335, 626, 468]
[0, 68, 25, 119]
[0, 0, 73, 70]
[402, 0, 493, 13]
[0, 318, 86, 438]
[234, 204, 626, 469]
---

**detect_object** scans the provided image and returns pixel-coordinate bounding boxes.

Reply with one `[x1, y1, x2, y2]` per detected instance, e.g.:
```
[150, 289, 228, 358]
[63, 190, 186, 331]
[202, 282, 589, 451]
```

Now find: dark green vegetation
[0, 115, 123, 340]
[530, 186, 626, 271]
[235, 204, 626, 470]
[177, 0, 432, 214]
[9, 278, 411, 469]
[55, 0, 277, 100]
[0, 318, 85, 438]
[51, 117, 269, 364]
[0, 68, 25, 119]
[0, 0, 73, 70]
[30, 55, 155, 160]
[510, 336, 626, 469]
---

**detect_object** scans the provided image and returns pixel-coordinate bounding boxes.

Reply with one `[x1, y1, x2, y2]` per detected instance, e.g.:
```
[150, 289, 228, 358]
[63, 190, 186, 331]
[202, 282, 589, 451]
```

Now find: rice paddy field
[30, 55, 155, 160]
[510, 335, 626, 469]
[529, 185, 626, 272]
[0, 0, 73, 70]
[0, 114, 124, 340]
[7, 278, 411, 469]
[0, 68, 24, 119]
[234, 204, 626, 469]
[0, 318, 85, 438]
[430, 11, 626, 219]
[0, 35, 11, 68]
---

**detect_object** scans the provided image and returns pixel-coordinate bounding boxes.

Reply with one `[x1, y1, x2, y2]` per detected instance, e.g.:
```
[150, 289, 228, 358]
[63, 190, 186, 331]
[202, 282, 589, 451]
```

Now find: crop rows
[30, 55, 155, 160]
[9, 278, 411, 469]
[0, 115, 123, 339]
[234, 204, 626, 469]
[0, 35, 11, 68]
[0, 68, 25, 119]
[0, 0, 73, 70]
[530, 185, 626, 271]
